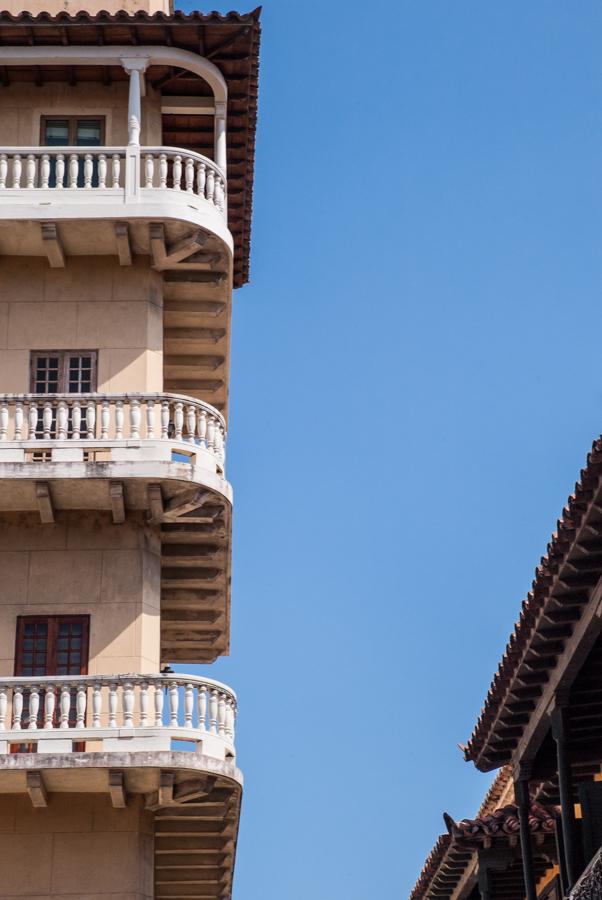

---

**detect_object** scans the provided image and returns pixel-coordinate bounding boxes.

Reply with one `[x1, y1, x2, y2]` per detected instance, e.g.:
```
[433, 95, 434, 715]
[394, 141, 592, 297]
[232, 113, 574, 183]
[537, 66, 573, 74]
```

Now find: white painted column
[121, 57, 148, 200]
[214, 100, 228, 175]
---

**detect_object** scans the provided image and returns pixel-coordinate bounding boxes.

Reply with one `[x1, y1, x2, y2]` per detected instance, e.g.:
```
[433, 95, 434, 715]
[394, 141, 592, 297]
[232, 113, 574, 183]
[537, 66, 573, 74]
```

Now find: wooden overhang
[410, 833, 476, 900]
[463, 437, 602, 773]
[0, 7, 261, 289]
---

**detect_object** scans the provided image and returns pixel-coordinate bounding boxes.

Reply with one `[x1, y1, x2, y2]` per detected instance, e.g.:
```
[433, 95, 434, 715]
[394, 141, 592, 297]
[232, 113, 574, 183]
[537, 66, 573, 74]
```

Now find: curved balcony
[0, 145, 232, 261]
[0, 672, 236, 761]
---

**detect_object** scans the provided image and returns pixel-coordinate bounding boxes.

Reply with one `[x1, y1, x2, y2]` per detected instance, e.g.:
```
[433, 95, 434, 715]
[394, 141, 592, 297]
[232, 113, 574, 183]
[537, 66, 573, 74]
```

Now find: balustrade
[0, 145, 227, 218]
[0, 673, 236, 753]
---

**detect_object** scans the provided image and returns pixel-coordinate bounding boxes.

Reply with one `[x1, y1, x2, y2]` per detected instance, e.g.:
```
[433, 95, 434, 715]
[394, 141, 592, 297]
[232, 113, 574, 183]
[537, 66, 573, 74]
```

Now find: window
[41, 117, 104, 187]
[31, 352, 97, 394]
[15, 616, 89, 678]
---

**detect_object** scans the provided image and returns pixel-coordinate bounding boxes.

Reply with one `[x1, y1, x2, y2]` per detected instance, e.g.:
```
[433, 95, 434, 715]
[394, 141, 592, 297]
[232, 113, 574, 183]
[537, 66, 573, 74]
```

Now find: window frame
[14, 614, 90, 678]
[40, 115, 106, 147]
[30, 351, 98, 394]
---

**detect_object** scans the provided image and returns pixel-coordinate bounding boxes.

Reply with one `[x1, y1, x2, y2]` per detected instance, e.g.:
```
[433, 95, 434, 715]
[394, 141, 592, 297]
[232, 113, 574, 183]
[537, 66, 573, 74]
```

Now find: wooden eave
[0, 7, 261, 289]
[464, 439, 602, 772]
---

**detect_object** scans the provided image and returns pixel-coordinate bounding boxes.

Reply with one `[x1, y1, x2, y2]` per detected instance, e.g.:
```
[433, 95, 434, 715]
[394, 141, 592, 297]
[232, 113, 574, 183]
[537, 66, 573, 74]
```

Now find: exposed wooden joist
[114, 222, 132, 266]
[164, 489, 213, 521]
[35, 482, 54, 524]
[41, 223, 65, 268]
[109, 481, 125, 524]
[108, 770, 127, 808]
[26, 771, 48, 808]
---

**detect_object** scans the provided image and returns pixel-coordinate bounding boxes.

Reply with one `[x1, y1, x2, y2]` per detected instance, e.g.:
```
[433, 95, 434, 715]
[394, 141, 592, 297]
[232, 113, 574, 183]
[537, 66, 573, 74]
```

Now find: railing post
[214, 99, 228, 177]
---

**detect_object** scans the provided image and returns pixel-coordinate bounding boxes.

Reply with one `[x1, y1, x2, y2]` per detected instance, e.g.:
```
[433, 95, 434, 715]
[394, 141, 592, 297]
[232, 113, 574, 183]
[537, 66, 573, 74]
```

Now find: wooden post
[478, 863, 493, 900]
[551, 705, 580, 889]
[514, 777, 537, 900]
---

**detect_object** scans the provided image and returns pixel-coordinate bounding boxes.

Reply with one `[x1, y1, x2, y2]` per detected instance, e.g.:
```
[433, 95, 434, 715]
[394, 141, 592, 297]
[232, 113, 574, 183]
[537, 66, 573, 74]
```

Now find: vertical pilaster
[121, 58, 148, 199]
[214, 100, 227, 174]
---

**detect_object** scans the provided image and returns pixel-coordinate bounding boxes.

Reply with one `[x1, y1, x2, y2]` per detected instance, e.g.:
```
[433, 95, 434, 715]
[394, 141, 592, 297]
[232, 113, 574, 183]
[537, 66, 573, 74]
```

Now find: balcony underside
[0, 459, 232, 663]
[0, 750, 242, 900]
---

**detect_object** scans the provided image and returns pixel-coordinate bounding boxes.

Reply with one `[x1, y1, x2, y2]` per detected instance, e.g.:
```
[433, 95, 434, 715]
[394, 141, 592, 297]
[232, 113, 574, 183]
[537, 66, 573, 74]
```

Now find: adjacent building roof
[446, 802, 557, 842]
[0, 7, 261, 288]
[463, 437, 602, 770]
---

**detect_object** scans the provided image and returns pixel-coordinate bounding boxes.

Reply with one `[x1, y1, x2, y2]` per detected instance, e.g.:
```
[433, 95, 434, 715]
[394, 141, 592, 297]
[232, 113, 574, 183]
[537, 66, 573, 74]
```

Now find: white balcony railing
[0, 392, 226, 474]
[0, 145, 227, 218]
[0, 673, 236, 760]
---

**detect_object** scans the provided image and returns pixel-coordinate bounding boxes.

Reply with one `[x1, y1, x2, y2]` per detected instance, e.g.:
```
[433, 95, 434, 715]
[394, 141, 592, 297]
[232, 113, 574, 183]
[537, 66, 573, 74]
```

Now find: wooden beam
[173, 776, 216, 804]
[109, 481, 125, 525]
[41, 223, 65, 268]
[164, 489, 213, 521]
[26, 771, 48, 808]
[148, 483, 164, 524]
[114, 222, 132, 266]
[35, 482, 54, 524]
[108, 770, 126, 808]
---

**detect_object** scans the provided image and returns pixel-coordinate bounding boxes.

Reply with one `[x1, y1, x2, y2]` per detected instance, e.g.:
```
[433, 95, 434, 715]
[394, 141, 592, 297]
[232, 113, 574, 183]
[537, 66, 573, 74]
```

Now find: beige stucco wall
[0, 512, 161, 675]
[0, 82, 162, 148]
[0, 257, 163, 394]
[0, 792, 153, 900]
[3, 0, 171, 18]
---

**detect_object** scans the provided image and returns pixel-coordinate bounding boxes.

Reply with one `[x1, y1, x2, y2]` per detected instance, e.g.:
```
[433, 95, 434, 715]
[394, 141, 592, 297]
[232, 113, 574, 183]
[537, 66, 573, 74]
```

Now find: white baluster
[28, 686, 40, 729]
[86, 400, 96, 439]
[185, 156, 195, 193]
[108, 683, 118, 728]
[40, 154, 50, 189]
[92, 682, 102, 727]
[217, 692, 227, 737]
[44, 686, 56, 729]
[101, 400, 110, 440]
[98, 153, 107, 189]
[161, 400, 170, 440]
[57, 399, 68, 440]
[198, 409, 207, 448]
[43, 400, 53, 439]
[69, 153, 79, 189]
[174, 402, 184, 442]
[130, 398, 141, 439]
[84, 153, 93, 189]
[123, 681, 134, 727]
[206, 416, 216, 454]
[59, 685, 71, 729]
[12, 154, 22, 189]
[76, 684, 86, 728]
[115, 400, 124, 439]
[28, 401, 38, 440]
[140, 682, 149, 727]
[0, 686, 7, 730]
[169, 681, 179, 727]
[12, 686, 23, 730]
[186, 404, 196, 443]
[154, 682, 164, 727]
[146, 398, 155, 439]
[111, 153, 121, 188]
[197, 684, 207, 732]
[159, 153, 167, 189]
[14, 401, 23, 441]
[25, 154, 36, 189]
[173, 154, 182, 190]
[0, 403, 8, 441]
[196, 161, 206, 197]
[209, 688, 218, 734]
[184, 683, 194, 728]
[71, 399, 81, 440]
[215, 425, 225, 466]
[225, 697, 235, 742]
[206, 167, 215, 205]
[0, 154, 7, 189]
[55, 153, 65, 189]
[144, 153, 154, 188]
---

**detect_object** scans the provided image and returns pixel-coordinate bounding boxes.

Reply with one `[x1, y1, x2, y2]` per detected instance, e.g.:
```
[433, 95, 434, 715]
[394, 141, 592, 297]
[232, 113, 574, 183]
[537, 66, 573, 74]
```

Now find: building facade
[0, 3, 259, 899]
[411, 438, 602, 900]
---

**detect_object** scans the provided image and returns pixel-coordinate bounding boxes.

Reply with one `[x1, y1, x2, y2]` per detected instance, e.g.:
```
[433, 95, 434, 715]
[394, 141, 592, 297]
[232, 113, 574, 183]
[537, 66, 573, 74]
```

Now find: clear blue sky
[178, 2, 602, 897]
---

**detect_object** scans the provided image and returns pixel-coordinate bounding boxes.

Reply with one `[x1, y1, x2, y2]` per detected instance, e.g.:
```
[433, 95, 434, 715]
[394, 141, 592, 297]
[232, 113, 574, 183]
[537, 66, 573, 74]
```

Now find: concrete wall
[0, 257, 163, 395]
[0, 82, 162, 148]
[0, 792, 153, 900]
[5, 0, 170, 12]
[0, 512, 161, 675]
